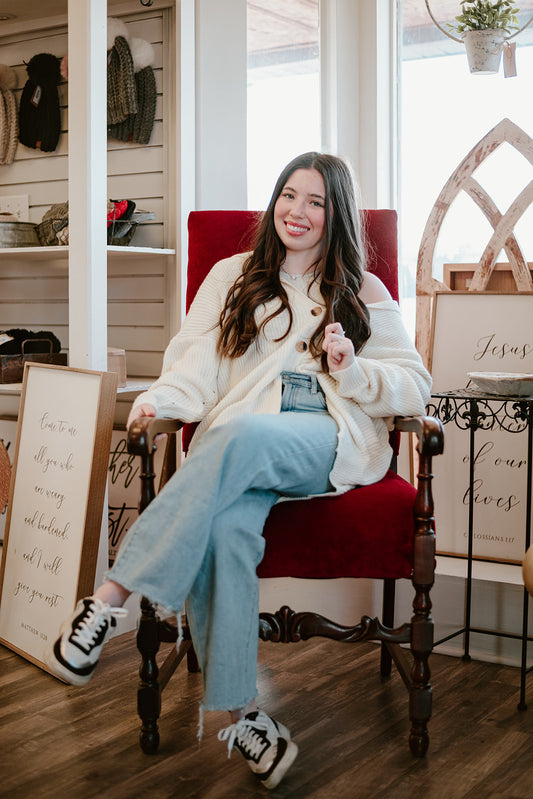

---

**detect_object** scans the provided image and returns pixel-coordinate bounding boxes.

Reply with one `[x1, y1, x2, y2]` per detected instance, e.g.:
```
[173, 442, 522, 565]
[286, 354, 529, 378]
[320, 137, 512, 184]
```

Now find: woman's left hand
[323, 322, 355, 373]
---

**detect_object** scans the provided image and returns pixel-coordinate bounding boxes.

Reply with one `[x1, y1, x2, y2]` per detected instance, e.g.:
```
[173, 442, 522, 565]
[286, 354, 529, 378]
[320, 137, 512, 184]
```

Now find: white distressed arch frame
[416, 117, 533, 366]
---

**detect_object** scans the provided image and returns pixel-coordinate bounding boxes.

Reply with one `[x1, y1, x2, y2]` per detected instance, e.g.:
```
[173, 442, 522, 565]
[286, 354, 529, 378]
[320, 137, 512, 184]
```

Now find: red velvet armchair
[127, 209, 444, 759]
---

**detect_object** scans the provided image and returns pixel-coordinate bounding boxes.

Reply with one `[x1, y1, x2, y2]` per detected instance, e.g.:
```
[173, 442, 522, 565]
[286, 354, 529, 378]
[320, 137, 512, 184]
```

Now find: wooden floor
[2, 631, 533, 799]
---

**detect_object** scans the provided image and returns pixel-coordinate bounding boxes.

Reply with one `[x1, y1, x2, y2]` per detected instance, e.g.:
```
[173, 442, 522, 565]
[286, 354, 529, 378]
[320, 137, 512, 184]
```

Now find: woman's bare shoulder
[358, 271, 392, 304]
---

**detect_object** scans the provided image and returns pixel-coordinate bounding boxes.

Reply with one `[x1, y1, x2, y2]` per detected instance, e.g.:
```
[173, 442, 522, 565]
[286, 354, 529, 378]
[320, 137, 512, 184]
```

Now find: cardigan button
[295, 340, 308, 352]
[311, 306, 322, 316]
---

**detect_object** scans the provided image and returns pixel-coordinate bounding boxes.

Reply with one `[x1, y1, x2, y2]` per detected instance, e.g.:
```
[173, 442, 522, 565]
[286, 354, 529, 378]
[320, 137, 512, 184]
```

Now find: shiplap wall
[0, 7, 172, 380]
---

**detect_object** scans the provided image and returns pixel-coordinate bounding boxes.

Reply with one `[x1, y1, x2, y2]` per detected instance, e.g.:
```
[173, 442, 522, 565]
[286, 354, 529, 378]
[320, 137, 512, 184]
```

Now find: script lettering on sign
[0, 364, 116, 671]
[107, 430, 166, 564]
[430, 293, 533, 562]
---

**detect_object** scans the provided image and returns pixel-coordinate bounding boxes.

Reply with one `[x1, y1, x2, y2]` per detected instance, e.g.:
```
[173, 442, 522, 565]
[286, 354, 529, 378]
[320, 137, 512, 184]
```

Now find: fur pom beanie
[107, 35, 137, 125]
[107, 17, 129, 50]
[108, 37, 156, 145]
[18, 53, 62, 152]
[0, 64, 18, 165]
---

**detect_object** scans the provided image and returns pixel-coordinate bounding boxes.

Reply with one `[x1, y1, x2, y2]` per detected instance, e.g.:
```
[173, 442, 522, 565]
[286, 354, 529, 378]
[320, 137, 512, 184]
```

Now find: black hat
[18, 53, 62, 152]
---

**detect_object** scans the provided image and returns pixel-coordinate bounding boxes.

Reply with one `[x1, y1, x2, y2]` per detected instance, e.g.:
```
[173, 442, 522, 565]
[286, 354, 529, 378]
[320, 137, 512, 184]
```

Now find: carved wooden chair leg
[409, 601, 433, 758]
[137, 596, 162, 754]
[408, 448, 436, 758]
[380, 578, 395, 677]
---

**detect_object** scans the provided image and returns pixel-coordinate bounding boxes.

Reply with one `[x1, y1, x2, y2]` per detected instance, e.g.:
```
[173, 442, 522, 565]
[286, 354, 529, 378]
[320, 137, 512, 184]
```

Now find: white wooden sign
[430, 293, 533, 563]
[0, 363, 117, 671]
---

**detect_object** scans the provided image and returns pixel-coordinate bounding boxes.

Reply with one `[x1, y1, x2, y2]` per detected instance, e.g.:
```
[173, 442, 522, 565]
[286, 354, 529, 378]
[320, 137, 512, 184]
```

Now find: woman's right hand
[126, 403, 157, 430]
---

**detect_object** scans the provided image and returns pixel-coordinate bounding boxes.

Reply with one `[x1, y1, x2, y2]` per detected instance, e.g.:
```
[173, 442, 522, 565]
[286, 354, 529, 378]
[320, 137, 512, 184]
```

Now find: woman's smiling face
[273, 168, 327, 262]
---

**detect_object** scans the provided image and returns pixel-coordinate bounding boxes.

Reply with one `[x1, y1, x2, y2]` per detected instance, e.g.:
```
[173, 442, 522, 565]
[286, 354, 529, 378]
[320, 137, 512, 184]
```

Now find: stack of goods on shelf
[35, 201, 69, 246]
[0, 329, 66, 383]
[34, 199, 155, 246]
[107, 199, 155, 245]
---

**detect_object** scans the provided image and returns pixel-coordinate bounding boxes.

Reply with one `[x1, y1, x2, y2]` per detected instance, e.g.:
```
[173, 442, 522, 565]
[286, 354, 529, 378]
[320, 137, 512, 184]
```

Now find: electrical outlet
[0, 195, 29, 222]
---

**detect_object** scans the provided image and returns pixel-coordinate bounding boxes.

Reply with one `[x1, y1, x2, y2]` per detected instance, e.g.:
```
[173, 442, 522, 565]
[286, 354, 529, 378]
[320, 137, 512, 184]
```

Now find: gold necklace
[280, 267, 304, 280]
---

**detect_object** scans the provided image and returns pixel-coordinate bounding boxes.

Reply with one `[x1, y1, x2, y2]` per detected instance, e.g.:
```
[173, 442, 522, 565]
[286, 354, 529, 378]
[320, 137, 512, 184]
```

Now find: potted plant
[448, 1, 520, 73]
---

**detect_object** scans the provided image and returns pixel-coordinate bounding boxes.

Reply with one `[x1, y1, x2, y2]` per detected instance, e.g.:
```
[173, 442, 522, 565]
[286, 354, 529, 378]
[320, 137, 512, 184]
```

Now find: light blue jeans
[108, 372, 338, 711]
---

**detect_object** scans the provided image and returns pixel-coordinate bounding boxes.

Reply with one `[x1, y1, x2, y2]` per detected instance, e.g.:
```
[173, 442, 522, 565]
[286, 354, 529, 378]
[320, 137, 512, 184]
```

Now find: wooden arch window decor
[416, 117, 533, 367]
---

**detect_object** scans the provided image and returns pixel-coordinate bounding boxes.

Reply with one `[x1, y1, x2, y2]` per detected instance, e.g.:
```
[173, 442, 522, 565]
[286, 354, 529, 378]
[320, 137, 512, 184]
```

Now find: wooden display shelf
[444, 262, 533, 292]
[0, 246, 175, 260]
[0, 377, 153, 396]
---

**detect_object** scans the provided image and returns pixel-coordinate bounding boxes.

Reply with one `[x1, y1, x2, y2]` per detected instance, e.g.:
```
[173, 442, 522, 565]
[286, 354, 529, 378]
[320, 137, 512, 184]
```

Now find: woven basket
[35, 217, 68, 246]
[0, 221, 40, 248]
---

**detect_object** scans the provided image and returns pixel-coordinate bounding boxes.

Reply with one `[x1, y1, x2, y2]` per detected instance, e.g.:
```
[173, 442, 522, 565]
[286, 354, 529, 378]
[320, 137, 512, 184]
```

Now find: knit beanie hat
[107, 16, 129, 50]
[107, 35, 138, 125]
[18, 53, 62, 152]
[108, 37, 156, 145]
[0, 64, 18, 165]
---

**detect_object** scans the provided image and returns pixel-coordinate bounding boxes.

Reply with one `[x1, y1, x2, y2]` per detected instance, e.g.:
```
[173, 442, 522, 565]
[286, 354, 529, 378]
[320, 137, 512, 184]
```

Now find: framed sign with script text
[430, 292, 533, 562]
[0, 363, 117, 673]
[107, 428, 166, 564]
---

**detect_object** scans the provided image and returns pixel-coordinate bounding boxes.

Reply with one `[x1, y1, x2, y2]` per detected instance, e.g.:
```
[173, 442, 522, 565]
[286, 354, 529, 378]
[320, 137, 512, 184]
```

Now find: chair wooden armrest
[127, 417, 184, 513]
[127, 416, 184, 456]
[393, 415, 444, 458]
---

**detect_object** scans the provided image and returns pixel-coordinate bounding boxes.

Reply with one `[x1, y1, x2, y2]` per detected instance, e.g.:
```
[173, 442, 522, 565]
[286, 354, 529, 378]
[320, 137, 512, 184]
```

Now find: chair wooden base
[136, 589, 432, 759]
[129, 415, 441, 759]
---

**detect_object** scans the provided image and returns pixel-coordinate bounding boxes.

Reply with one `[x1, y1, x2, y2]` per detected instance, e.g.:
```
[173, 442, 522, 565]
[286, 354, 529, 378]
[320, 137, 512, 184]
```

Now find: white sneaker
[45, 597, 128, 686]
[218, 710, 298, 789]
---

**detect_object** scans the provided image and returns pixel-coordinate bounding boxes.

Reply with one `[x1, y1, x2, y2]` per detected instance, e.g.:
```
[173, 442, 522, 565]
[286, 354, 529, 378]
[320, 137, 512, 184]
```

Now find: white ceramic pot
[462, 29, 507, 74]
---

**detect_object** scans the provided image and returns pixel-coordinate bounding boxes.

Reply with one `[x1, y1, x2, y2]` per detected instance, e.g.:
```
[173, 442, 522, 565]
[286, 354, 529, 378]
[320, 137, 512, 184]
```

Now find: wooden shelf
[0, 246, 175, 260]
[0, 377, 153, 397]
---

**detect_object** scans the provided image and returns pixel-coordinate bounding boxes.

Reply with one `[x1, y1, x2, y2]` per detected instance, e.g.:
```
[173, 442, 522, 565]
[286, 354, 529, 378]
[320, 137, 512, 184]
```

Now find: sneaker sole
[261, 739, 298, 790]
[43, 641, 96, 687]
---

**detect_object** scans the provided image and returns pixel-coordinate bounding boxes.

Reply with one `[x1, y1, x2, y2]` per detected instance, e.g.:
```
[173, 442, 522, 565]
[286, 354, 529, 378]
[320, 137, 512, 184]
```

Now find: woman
[46, 152, 431, 790]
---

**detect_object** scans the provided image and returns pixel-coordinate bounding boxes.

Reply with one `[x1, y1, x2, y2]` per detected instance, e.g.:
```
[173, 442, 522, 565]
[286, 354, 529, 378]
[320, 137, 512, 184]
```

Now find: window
[400, 0, 533, 337]
[247, 0, 320, 210]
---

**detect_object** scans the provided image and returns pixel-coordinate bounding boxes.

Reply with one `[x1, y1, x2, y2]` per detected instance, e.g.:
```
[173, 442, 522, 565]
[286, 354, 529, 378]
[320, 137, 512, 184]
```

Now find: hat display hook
[424, 0, 533, 44]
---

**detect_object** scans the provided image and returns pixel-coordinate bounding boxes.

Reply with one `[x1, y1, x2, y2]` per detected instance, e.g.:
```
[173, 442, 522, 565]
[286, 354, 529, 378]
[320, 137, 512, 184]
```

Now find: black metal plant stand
[428, 389, 533, 710]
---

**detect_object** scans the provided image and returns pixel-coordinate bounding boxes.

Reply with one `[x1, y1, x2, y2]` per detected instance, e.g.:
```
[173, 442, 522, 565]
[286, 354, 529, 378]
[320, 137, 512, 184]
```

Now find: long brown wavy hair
[217, 152, 371, 364]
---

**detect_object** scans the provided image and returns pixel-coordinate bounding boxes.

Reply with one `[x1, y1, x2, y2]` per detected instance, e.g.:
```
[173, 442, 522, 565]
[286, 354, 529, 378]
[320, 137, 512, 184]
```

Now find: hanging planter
[462, 28, 507, 73]
[424, 1, 533, 76]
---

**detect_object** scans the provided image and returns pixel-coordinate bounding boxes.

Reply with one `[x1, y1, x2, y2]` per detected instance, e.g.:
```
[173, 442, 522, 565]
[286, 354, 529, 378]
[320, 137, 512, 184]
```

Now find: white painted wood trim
[68, 0, 108, 371]
[177, 0, 196, 325]
[195, 0, 247, 210]
[319, 0, 397, 210]
[356, 0, 397, 209]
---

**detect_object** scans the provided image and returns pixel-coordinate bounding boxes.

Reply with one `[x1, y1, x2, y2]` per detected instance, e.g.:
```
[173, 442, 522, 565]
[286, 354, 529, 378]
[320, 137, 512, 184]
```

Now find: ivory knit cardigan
[131, 254, 432, 493]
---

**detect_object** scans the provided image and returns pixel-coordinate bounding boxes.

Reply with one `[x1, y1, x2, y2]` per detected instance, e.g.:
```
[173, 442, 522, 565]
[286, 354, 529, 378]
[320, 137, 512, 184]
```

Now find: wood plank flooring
[2, 631, 533, 798]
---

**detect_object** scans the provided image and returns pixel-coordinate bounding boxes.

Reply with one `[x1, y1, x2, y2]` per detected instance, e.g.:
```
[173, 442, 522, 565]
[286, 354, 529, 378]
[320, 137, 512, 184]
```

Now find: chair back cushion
[186, 209, 398, 310]
[183, 210, 399, 453]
